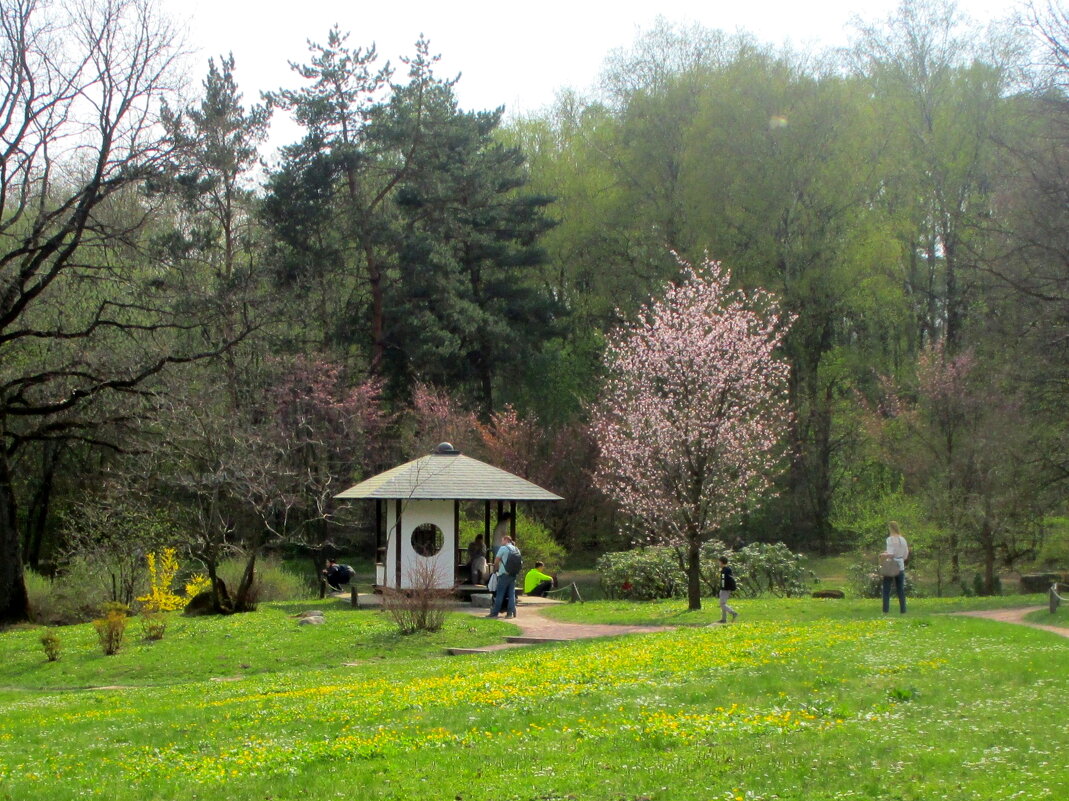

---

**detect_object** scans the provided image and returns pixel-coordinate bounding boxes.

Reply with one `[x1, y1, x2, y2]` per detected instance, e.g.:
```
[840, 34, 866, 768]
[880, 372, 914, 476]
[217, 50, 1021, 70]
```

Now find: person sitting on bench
[523, 561, 555, 597]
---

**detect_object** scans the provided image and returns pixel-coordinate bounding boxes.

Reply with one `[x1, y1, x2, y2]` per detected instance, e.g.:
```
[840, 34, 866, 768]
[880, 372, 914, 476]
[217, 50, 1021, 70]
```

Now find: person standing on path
[487, 534, 521, 619]
[718, 555, 738, 623]
[882, 521, 909, 614]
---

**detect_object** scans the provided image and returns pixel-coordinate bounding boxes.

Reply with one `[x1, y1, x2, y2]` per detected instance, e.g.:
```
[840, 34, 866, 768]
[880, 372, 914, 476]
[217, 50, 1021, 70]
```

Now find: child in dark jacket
[718, 556, 738, 623]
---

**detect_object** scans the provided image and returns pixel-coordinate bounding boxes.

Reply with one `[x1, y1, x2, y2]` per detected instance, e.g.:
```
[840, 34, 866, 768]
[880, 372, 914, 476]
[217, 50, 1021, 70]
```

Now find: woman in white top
[882, 521, 909, 614]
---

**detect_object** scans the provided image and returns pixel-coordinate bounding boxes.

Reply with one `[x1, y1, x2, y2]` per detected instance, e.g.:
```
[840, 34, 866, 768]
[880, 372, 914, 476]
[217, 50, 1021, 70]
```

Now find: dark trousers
[882, 572, 906, 613]
[490, 574, 517, 616]
[529, 580, 553, 597]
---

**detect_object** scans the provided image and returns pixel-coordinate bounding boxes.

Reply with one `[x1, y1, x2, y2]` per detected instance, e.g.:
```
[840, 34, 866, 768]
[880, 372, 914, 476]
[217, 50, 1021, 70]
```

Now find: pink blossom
[591, 255, 793, 548]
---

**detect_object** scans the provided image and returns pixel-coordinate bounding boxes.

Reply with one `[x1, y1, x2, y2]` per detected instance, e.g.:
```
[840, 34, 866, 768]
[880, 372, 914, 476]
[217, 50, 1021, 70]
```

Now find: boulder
[297, 615, 325, 625]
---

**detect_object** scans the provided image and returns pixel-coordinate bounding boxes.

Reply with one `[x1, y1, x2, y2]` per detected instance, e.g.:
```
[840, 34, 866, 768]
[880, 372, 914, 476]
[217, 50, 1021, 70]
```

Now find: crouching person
[524, 561, 555, 597]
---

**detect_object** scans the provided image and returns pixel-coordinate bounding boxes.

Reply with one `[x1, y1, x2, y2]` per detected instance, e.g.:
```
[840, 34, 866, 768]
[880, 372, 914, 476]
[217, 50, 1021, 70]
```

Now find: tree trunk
[686, 537, 702, 611]
[23, 441, 61, 570]
[234, 544, 261, 612]
[981, 520, 997, 596]
[365, 246, 385, 373]
[204, 561, 229, 614]
[0, 455, 30, 623]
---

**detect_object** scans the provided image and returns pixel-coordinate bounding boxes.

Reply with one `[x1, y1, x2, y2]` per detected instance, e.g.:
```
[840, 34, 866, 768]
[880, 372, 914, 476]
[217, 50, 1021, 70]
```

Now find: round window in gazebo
[411, 523, 444, 557]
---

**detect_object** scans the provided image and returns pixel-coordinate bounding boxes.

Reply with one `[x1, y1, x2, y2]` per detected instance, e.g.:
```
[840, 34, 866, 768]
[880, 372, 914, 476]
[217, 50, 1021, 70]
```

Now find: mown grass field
[0, 595, 1065, 801]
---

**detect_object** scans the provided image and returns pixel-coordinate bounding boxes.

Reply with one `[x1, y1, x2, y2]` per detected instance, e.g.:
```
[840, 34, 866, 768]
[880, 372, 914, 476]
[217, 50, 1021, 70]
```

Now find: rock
[812, 589, 845, 599]
[295, 610, 325, 618]
[297, 615, 325, 625]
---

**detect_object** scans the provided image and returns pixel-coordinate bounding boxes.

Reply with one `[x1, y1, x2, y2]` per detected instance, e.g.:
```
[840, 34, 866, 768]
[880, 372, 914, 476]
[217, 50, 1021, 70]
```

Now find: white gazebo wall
[382, 499, 456, 590]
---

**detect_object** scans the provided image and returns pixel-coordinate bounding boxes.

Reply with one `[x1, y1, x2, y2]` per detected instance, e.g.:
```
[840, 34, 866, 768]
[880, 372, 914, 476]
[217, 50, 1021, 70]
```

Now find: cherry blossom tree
[593, 256, 792, 610]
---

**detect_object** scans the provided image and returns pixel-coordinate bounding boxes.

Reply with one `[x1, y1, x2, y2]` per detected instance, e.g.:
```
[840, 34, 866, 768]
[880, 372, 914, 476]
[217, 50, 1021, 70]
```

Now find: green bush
[596, 541, 809, 600]
[967, 573, 1001, 596]
[215, 556, 311, 603]
[848, 560, 917, 599]
[26, 560, 114, 625]
[40, 631, 61, 662]
[596, 547, 687, 600]
[93, 609, 127, 656]
[24, 570, 54, 622]
[140, 612, 167, 641]
[459, 511, 566, 573]
[731, 543, 811, 598]
[1035, 517, 1069, 570]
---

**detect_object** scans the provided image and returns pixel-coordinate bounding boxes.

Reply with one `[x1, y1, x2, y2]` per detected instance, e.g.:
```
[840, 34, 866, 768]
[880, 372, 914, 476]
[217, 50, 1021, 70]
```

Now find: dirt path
[449, 604, 1069, 654]
[952, 606, 1069, 639]
[451, 605, 675, 653]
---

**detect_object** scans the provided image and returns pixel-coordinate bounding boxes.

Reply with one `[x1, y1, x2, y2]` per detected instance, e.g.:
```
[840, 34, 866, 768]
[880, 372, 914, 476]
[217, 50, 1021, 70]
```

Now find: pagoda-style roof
[334, 444, 562, 502]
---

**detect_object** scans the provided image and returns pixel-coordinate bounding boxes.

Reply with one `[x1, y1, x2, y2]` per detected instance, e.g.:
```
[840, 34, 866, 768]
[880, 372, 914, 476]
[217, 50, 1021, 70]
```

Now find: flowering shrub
[184, 574, 211, 598]
[137, 549, 186, 613]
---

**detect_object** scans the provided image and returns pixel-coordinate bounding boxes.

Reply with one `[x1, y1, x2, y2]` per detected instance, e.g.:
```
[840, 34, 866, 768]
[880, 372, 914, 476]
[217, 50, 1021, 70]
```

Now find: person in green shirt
[523, 561, 555, 597]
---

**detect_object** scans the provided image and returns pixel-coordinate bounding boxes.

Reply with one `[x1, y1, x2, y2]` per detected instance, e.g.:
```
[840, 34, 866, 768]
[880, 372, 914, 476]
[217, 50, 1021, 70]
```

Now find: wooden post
[351, 585, 359, 609]
[319, 578, 327, 599]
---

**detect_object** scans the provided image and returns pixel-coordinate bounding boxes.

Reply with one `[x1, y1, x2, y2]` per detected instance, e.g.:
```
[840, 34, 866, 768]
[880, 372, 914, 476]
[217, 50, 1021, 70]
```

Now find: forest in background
[4, 0, 1069, 622]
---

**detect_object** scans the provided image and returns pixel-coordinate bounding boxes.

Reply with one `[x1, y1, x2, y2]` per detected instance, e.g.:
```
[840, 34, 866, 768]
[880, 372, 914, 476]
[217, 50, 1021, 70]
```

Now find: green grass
[0, 601, 513, 690]
[540, 593, 1051, 626]
[804, 553, 854, 589]
[1025, 604, 1069, 628]
[0, 597, 1065, 801]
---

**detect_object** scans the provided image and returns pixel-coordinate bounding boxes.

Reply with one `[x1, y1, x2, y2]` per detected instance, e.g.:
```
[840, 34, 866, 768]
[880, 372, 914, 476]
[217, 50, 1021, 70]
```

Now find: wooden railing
[1051, 582, 1066, 615]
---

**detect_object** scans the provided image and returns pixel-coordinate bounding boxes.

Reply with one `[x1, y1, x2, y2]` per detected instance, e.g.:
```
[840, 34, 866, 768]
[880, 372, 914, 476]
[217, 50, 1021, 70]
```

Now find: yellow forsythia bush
[137, 548, 186, 613]
[184, 573, 211, 598]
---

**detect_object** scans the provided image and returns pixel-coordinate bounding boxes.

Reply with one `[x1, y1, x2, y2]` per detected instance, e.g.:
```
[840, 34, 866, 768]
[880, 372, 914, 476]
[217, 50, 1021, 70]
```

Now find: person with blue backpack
[487, 533, 522, 619]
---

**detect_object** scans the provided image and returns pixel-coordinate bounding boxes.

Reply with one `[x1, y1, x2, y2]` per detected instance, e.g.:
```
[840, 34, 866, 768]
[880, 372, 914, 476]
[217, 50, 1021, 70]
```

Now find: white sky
[163, 0, 1018, 154]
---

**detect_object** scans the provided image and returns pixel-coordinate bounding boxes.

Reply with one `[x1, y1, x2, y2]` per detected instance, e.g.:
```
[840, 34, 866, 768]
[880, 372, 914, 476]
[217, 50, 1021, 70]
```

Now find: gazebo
[334, 442, 562, 591]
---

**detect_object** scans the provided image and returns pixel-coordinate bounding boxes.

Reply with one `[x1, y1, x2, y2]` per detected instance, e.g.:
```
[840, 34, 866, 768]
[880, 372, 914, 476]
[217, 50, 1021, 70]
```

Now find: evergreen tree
[384, 56, 558, 412]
